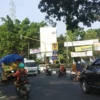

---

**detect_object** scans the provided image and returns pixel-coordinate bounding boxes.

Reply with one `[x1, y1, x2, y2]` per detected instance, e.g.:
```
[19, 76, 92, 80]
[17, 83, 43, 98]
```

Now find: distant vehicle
[46, 68, 52, 76]
[0, 54, 23, 82]
[79, 58, 100, 93]
[24, 60, 38, 75]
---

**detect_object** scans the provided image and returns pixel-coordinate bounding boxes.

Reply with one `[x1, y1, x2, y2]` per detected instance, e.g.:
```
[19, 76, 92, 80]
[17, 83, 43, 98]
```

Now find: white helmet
[78, 61, 81, 64]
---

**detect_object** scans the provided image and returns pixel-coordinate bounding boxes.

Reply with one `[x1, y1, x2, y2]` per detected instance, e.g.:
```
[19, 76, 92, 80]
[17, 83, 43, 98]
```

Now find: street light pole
[66, 32, 69, 67]
[20, 34, 47, 67]
[28, 42, 29, 59]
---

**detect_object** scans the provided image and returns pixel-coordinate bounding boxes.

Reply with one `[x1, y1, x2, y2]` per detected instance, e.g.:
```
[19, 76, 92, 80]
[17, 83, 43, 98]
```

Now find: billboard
[64, 39, 99, 47]
[71, 51, 93, 57]
[40, 27, 57, 57]
[94, 43, 100, 51]
[75, 45, 92, 52]
[52, 43, 58, 60]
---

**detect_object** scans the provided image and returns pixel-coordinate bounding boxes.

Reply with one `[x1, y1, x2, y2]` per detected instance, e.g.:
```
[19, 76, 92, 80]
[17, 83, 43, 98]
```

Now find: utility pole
[28, 42, 29, 59]
[66, 32, 69, 67]
[20, 34, 47, 67]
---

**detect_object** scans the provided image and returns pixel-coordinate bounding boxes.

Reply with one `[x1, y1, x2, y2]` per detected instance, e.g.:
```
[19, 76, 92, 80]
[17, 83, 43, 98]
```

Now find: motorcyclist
[13, 62, 28, 90]
[71, 62, 77, 81]
[59, 64, 66, 74]
[75, 61, 83, 81]
[46, 66, 51, 75]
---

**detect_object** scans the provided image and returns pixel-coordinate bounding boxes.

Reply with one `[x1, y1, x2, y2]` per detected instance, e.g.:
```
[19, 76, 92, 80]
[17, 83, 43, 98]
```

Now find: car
[24, 60, 38, 75]
[79, 58, 100, 93]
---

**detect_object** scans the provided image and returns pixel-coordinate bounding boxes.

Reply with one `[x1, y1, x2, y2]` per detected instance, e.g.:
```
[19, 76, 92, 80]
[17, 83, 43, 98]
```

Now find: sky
[0, 0, 100, 36]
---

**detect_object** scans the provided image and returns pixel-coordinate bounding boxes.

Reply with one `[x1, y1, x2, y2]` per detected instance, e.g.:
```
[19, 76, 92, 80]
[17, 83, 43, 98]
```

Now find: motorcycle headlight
[11, 70, 14, 73]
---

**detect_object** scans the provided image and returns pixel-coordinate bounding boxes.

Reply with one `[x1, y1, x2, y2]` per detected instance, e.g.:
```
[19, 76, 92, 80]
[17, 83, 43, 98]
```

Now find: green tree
[95, 28, 100, 40]
[84, 29, 98, 40]
[38, 0, 100, 30]
[0, 15, 47, 58]
[57, 34, 65, 54]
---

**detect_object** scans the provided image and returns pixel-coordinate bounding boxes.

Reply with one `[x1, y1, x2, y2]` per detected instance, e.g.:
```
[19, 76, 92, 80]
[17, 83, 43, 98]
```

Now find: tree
[38, 0, 100, 30]
[57, 34, 65, 54]
[95, 28, 100, 40]
[0, 15, 47, 58]
[84, 29, 98, 40]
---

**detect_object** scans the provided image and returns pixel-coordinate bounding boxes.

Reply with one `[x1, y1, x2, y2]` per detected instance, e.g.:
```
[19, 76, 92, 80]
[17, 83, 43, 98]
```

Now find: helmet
[18, 62, 25, 68]
[78, 61, 81, 64]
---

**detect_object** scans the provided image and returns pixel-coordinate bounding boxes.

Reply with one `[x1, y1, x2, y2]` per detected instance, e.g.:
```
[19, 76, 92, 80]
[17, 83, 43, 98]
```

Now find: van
[24, 60, 38, 75]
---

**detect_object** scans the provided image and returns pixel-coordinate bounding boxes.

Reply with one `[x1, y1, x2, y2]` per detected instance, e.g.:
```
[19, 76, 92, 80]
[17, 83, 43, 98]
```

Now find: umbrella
[1, 54, 23, 64]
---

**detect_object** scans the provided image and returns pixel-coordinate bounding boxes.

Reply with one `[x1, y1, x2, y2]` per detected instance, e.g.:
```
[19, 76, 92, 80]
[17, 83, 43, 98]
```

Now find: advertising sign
[30, 48, 40, 54]
[52, 43, 58, 51]
[64, 39, 99, 47]
[52, 43, 58, 60]
[94, 43, 100, 51]
[75, 45, 92, 52]
[71, 51, 93, 57]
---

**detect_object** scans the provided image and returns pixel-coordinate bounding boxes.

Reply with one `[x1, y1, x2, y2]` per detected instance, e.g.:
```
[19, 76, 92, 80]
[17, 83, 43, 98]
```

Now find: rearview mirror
[86, 65, 91, 70]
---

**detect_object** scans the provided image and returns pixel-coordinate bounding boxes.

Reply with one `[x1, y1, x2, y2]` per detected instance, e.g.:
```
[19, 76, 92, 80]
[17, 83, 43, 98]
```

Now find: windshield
[25, 62, 37, 67]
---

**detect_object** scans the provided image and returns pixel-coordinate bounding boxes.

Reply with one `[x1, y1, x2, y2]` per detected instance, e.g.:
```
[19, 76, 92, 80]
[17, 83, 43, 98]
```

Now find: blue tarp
[0, 54, 23, 66]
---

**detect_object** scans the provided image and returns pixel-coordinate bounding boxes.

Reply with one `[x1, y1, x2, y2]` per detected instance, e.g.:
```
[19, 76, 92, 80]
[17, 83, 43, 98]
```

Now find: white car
[24, 60, 38, 75]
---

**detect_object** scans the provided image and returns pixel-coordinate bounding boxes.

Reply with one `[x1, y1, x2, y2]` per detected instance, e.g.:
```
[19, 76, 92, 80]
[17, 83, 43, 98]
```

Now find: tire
[81, 80, 91, 93]
[0, 73, 3, 83]
[24, 91, 29, 99]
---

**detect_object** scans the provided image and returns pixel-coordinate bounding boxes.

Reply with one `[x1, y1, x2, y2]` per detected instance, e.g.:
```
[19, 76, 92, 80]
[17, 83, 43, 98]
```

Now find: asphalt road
[0, 73, 100, 100]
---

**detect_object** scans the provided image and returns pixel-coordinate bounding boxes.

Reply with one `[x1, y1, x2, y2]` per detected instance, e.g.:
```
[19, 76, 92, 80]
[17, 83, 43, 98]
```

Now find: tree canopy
[0, 15, 47, 58]
[38, 0, 100, 30]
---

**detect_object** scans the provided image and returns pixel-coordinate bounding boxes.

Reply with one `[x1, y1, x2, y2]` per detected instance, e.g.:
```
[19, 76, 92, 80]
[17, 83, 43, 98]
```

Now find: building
[40, 27, 57, 62]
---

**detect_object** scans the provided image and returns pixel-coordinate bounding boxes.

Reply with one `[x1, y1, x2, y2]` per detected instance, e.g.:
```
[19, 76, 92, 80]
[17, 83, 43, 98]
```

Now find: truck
[0, 54, 23, 82]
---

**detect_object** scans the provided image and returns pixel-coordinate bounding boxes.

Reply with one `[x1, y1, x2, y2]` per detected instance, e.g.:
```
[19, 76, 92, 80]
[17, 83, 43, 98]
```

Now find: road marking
[0, 96, 6, 99]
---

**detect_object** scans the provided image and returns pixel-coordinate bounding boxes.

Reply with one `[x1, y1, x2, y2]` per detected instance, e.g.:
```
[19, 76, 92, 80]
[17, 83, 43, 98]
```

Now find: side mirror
[86, 65, 91, 70]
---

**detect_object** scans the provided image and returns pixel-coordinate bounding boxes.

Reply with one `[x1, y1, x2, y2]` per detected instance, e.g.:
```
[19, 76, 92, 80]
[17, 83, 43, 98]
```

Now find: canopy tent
[0, 54, 23, 66]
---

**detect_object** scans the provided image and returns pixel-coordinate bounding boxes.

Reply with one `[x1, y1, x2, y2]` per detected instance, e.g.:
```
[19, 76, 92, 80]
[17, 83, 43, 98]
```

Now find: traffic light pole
[20, 34, 47, 67]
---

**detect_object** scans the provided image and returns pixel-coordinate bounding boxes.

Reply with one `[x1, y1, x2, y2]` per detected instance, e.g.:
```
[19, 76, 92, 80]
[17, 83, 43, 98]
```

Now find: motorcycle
[58, 69, 66, 77]
[70, 71, 76, 80]
[10, 70, 31, 99]
[46, 68, 52, 76]
[16, 79, 31, 99]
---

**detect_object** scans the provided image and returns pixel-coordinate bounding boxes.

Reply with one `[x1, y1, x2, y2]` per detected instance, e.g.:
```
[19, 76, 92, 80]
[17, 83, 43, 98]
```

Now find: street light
[20, 34, 47, 67]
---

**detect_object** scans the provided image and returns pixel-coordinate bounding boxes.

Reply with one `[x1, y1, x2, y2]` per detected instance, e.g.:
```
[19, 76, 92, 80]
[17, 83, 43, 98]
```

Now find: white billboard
[71, 51, 93, 57]
[40, 27, 57, 57]
[64, 39, 99, 47]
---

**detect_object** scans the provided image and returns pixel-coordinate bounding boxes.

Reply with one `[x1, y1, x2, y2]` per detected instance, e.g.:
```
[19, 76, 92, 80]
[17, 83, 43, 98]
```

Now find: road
[0, 73, 100, 100]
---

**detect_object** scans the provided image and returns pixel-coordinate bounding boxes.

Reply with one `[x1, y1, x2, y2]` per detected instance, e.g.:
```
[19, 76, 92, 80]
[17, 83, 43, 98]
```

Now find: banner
[30, 48, 40, 54]
[64, 39, 99, 47]
[71, 51, 93, 57]
[75, 45, 92, 52]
